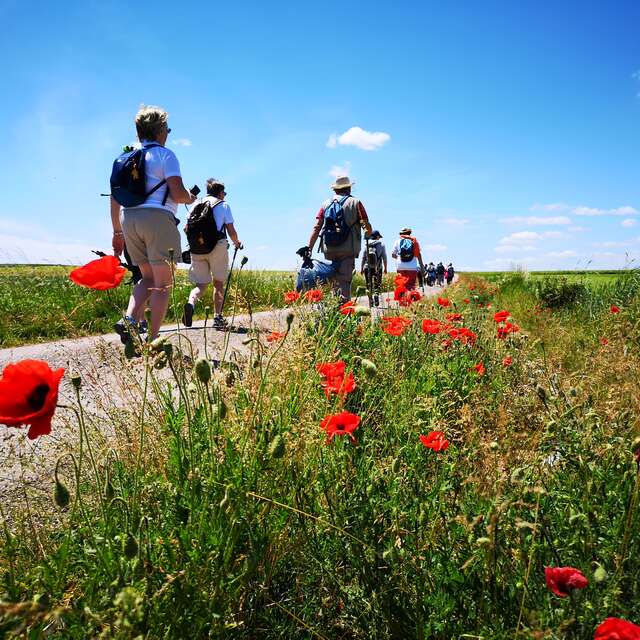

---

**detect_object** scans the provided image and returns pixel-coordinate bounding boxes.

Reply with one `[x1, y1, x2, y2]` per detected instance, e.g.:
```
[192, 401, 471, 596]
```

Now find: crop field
[1, 268, 640, 638]
[0, 264, 395, 347]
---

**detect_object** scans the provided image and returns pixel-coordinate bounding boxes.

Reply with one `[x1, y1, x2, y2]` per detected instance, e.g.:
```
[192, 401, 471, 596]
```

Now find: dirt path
[0, 284, 450, 501]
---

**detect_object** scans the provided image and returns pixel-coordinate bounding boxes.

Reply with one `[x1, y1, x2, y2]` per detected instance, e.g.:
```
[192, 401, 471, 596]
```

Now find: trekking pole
[364, 236, 373, 308]
[221, 244, 241, 314]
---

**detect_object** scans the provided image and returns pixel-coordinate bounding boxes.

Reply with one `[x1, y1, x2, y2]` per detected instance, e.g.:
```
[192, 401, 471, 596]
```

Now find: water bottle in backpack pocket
[399, 237, 414, 262]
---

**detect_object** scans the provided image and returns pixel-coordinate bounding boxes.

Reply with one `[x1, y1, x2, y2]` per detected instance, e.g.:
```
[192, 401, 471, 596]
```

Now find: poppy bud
[241, 337, 255, 345]
[144, 307, 152, 324]
[252, 357, 261, 369]
[225, 371, 235, 386]
[536, 385, 547, 402]
[354, 306, 370, 317]
[162, 342, 174, 359]
[103, 470, 115, 500]
[286, 311, 295, 328]
[490, 441, 499, 451]
[593, 564, 607, 584]
[569, 387, 578, 397]
[123, 532, 139, 560]
[194, 358, 212, 384]
[391, 457, 401, 474]
[476, 537, 491, 547]
[217, 399, 228, 420]
[360, 358, 378, 377]
[149, 337, 166, 353]
[168, 248, 175, 260]
[153, 353, 167, 370]
[268, 434, 285, 459]
[54, 478, 71, 509]
[187, 382, 197, 395]
[70, 372, 82, 389]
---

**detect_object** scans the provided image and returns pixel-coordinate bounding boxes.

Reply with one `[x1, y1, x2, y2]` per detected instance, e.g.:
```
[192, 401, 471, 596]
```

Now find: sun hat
[370, 230, 382, 239]
[400, 227, 412, 235]
[331, 175, 355, 190]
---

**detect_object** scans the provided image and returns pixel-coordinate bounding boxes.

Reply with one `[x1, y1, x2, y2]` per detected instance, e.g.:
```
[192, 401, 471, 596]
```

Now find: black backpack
[321, 195, 352, 247]
[185, 200, 225, 254]
[366, 242, 382, 271]
[399, 237, 414, 262]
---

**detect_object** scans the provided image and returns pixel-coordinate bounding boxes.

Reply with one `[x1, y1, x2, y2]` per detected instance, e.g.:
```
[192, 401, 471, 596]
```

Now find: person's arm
[308, 208, 324, 252]
[166, 176, 196, 205]
[382, 245, 388, 273]
[356, 202, 373, 237]
[110, 196, 124, 256]
[391, 241, 398, 260]
[224, 223, 242, 249]
[417, 253, 425, 274]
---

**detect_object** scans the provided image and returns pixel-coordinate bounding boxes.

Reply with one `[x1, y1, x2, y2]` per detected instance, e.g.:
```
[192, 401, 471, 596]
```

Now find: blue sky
[1, 0, 639, 271]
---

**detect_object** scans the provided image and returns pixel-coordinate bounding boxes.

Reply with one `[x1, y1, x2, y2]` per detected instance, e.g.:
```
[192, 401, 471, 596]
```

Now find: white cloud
[440, 217, 469, 227]
[499, 231, 540, 244]
[622, 218, 637, 228]
[530, 203, 570, 212]
[0, 232, 95, 265]
[572, 205, 638, 217]
[328, 161, 352, 179]
[326, 126, 391, 151]
[495, 244, 537, 254]
[545, 250, 578, 258]
[568, 225, 589, 233]
[171, 138, 192, 147]
[593, 240, 631, 249]
[543, 230, 563, 239]
[501, 216, 571, 226]
[424, 243, 448, 253]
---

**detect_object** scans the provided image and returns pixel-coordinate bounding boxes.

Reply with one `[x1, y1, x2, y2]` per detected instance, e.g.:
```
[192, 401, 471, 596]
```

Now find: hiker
[425, 262, 436, 287]
[182, 179, 242, 330]
[446, 262, 455, 285]
[436, 262, 446, 287]
[305, 175, 373, 302]
[391, 228, 425, 291]
[360, 230, 387, 306]
[110, 104, 196, 341]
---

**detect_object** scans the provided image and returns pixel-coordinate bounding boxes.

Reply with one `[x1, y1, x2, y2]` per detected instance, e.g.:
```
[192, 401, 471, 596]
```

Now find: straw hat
[400, 227, 412, 235]
[331, 175, 355, 190]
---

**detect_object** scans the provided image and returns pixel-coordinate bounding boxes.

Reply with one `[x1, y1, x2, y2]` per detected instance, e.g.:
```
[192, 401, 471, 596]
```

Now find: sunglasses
[166, 127, 172, 134]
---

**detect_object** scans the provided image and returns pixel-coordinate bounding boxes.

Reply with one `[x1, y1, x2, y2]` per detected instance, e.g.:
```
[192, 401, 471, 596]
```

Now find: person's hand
[384, 268, 388, 274]
[188, 192, 197, 204]
[234, 240, 243, 250]
[112, 232, 124, 257]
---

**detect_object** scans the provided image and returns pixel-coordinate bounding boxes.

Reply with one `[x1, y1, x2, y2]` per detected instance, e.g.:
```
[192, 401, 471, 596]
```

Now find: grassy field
[0, 264, 394, 348]
[2, 269, 640, 637]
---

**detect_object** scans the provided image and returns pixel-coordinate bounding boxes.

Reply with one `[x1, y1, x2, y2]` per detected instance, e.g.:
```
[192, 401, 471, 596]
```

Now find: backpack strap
[140, 143, 171, 205]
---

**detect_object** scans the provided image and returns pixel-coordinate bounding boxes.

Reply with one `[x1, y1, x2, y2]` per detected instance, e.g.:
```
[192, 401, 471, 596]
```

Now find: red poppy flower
[266, 330, 286, 343]
[419, 431, 449, 452]
[69, 255, 126, 290]
[381, 316, 412, 336]
[449, 327, 477, 345]
[463, 298, 470, 304]
[469, 285, 476, 291]
[316, 361, 356, 398]
[394, 274, 409, 287]
[284, 291, 300, 303]
[437, 297, 451, 307]
[445, 313, 462, 322]
[497, 322, 520, 339]
[394, 285, 408, 303]
[407, 290, 422, 303]
[304, 289, 323, 303]
[320, 411, 361, 444]
[600, 337, 609, 346]
[594, 618, 640, 639]
[471, 362, 485, 376]
[502, 356, 513, 367]
[493, 310, 510, 323]
[340, 300, 356, 315]
[610, 305, 620, 314]
[422, 318, 449, 335]
[544, 567, 588, 598]
[0, 360, 65, 439]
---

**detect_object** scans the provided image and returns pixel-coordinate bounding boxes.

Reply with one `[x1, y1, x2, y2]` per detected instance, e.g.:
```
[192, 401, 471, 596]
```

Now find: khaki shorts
[189, 240, 229, 284]
[121, 207, 182, 266]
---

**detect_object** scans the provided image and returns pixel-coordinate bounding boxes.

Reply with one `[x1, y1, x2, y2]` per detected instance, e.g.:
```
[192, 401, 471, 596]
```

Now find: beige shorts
[189, 240, 229, 284]
[121, 207, 182, 266]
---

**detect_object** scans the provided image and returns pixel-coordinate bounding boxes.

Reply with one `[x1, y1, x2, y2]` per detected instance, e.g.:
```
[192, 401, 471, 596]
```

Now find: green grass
[2, 271, 640, 637]
[0, 264, 394, 347]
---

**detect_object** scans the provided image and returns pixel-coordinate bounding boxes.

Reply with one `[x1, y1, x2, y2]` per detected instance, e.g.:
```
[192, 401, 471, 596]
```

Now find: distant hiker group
[108, 104, 454, 347]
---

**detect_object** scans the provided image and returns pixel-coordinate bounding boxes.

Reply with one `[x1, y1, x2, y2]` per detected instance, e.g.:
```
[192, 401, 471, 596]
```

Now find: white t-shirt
[392, 238, 419, 270]
[135, 141, 182, 214]
[203, 196, 234, 232]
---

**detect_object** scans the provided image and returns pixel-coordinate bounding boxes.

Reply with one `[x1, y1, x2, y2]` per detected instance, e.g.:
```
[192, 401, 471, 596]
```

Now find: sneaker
[213, 314, 229, 330]
[113, 316, 137, 345]
[182, 303, 194, 328]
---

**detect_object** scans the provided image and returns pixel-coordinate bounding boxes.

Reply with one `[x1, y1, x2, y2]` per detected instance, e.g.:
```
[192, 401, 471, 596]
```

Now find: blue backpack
[110, 143, 169, 208]
[321, 195, 352, 247]
[399, 237, 414, 262]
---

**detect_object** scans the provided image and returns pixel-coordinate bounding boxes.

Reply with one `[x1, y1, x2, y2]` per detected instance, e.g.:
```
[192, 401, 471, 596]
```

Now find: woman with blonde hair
[110, 105, 196, 342]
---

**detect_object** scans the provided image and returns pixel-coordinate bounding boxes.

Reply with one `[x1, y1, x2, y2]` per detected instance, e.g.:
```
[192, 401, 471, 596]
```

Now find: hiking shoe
[138, 319, 148, 334]
[183, 303, 194, 328]
[213, 314, 229, 331]
[373, 294, 380, 307]
[113, 316, 137, 345]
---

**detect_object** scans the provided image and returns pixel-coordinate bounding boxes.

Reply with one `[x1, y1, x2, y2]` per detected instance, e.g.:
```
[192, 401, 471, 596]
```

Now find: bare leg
[188, 283, 209, 306]
[213, 279, 224, 315]
[148, 263, 174, 339]
[126, 263, 154, 321]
